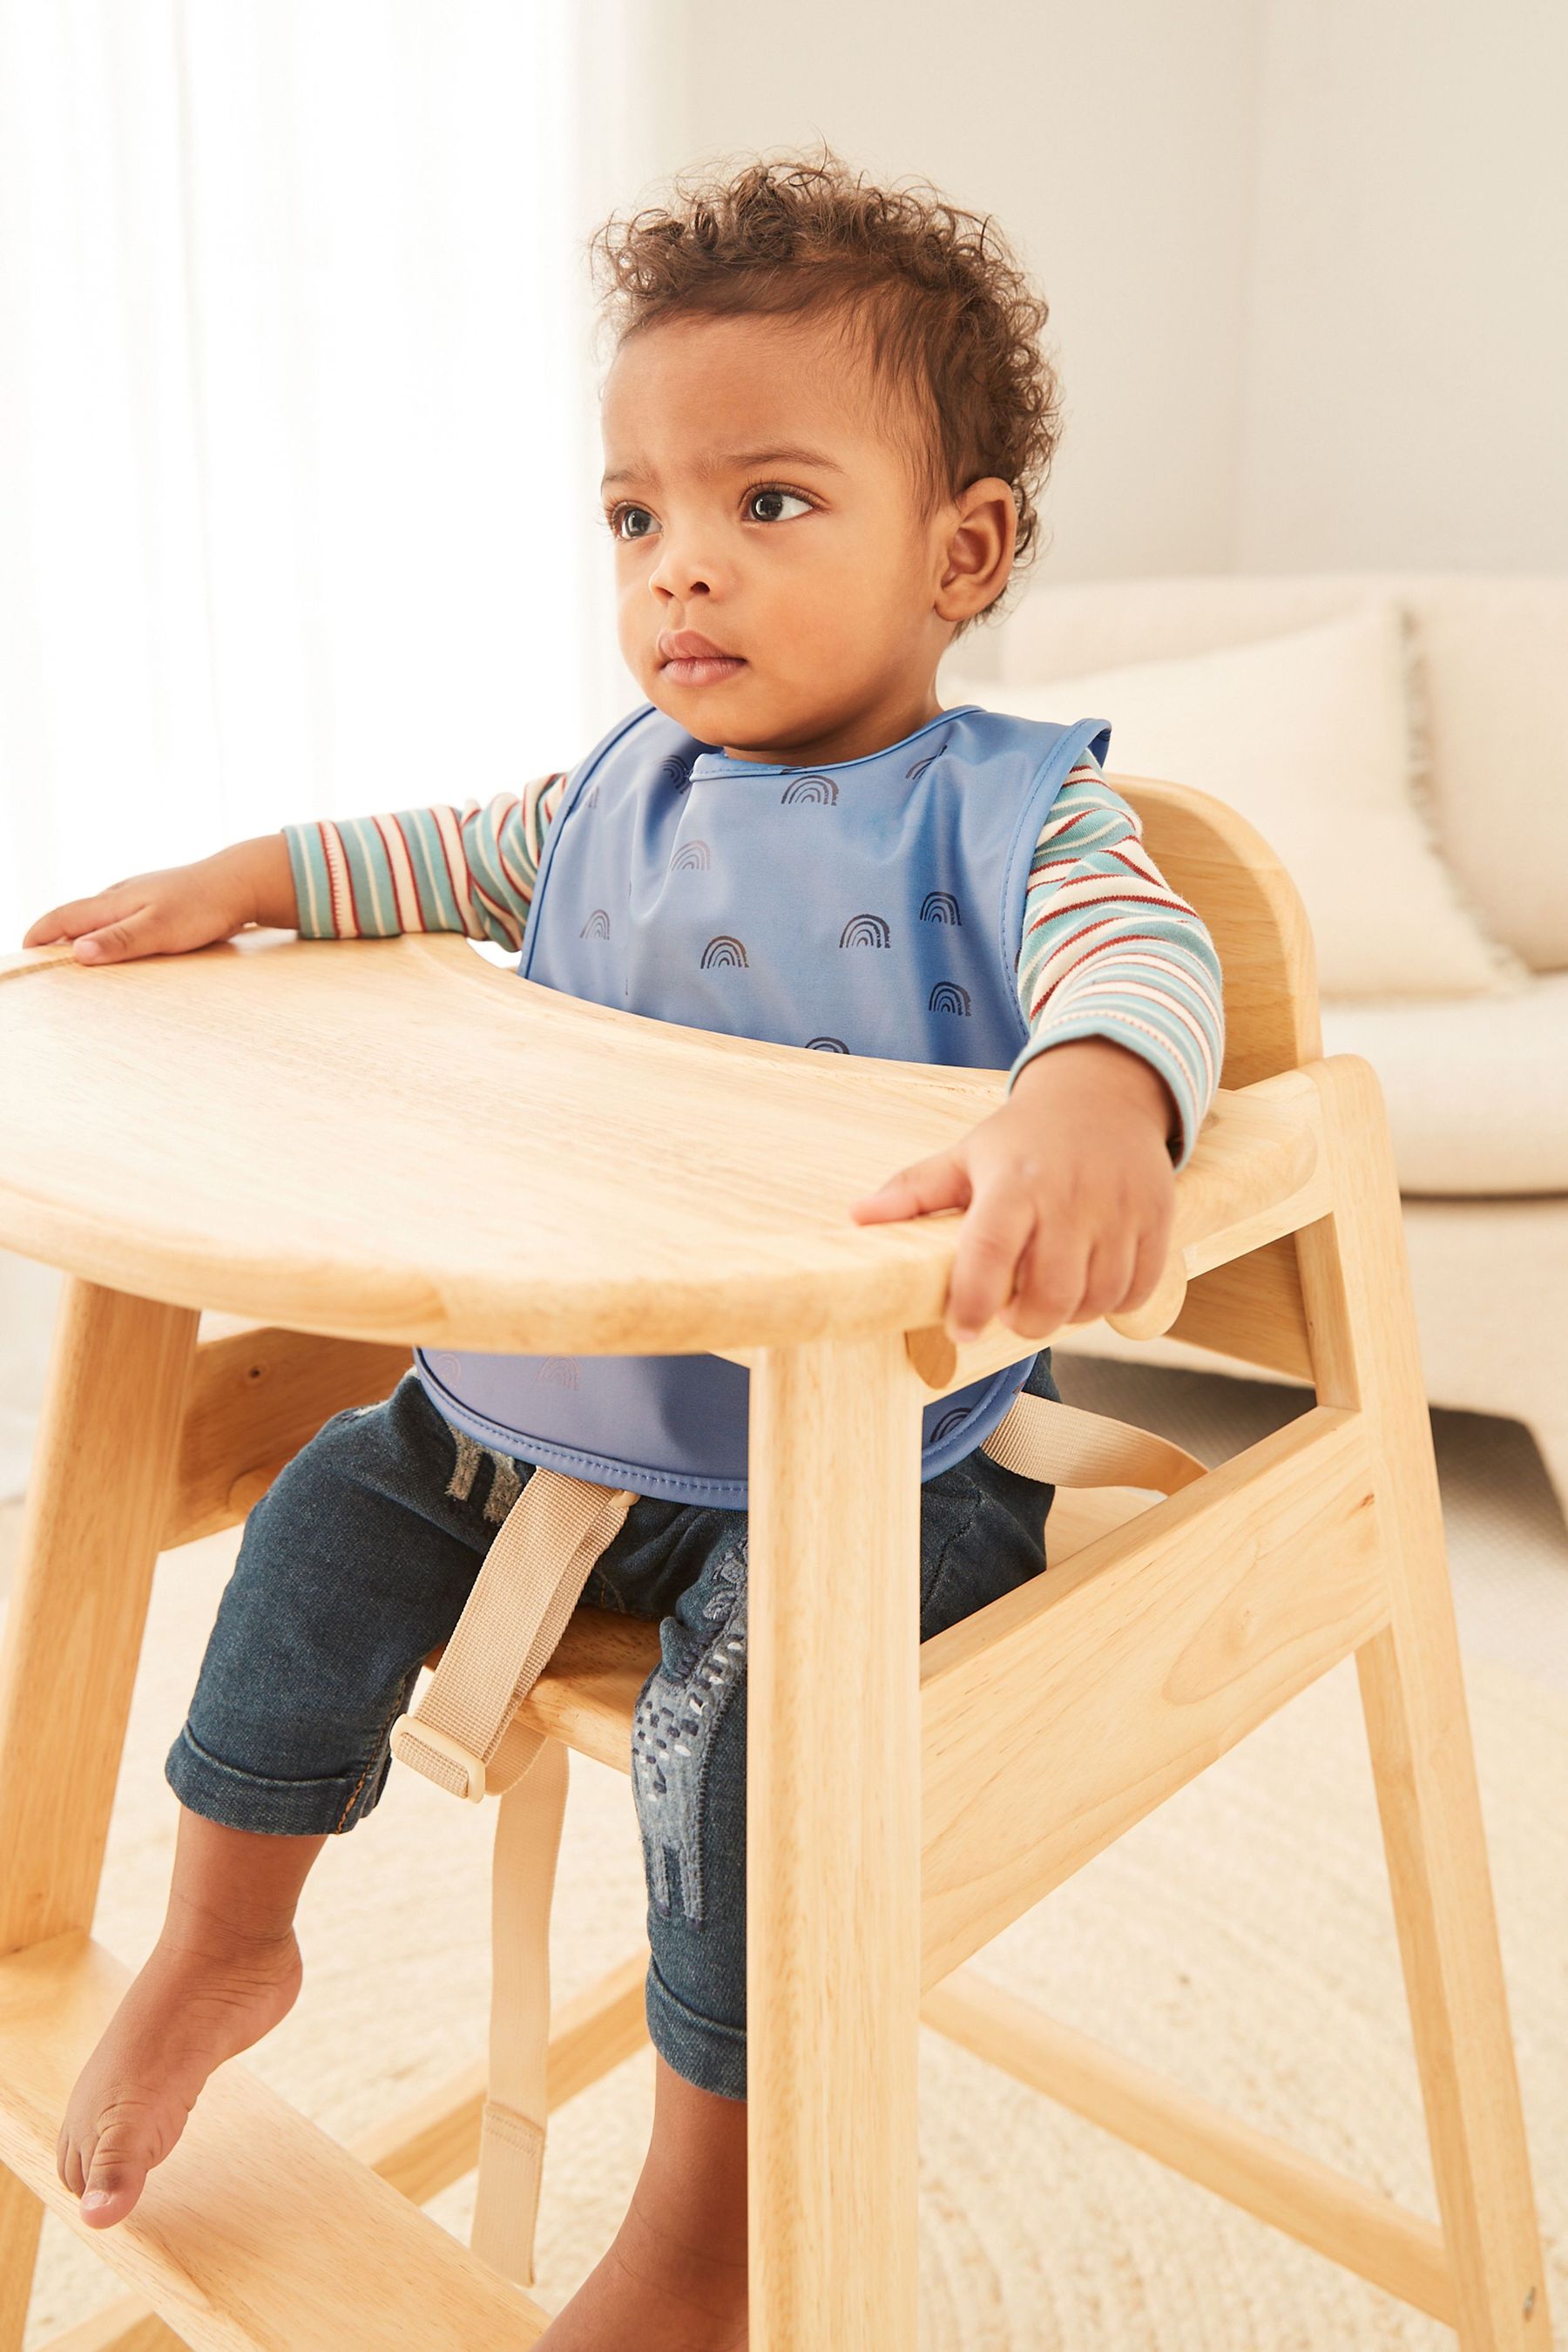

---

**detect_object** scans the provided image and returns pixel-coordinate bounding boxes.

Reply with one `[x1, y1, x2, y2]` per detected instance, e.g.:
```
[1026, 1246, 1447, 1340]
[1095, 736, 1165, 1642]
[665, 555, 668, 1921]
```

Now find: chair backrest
[1110, 773, 1322, 1092]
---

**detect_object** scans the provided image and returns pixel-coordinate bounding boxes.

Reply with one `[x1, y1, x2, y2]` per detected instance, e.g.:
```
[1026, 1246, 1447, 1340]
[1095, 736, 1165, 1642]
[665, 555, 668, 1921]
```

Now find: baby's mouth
[659, 653, 748, 688]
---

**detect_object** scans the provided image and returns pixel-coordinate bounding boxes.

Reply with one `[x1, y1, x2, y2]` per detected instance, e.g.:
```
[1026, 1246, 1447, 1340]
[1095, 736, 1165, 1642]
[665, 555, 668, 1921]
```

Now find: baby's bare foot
[534, 2196, 747, 2350]
[56, 1929, 302, 2230]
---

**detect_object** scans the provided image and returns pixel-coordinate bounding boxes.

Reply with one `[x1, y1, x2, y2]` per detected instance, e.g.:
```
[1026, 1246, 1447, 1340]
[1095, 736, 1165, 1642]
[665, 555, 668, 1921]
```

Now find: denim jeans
[166, 1353, 1062, 2100]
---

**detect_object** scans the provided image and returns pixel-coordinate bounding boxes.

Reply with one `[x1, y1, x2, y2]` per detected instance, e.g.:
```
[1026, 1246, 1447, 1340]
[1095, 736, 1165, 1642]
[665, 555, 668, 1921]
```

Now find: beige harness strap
[390, 1385, 1206, 2287]
[980, 1388, 1209, 1492]
[468, 1740, 569, 2287]
[389, 1468, 639, 1802]
[389, 1464, 638, 2288]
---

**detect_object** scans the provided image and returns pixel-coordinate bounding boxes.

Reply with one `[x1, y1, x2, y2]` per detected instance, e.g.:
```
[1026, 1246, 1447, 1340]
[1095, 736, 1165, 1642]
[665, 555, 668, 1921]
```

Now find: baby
[27, 147, 1222, 2349]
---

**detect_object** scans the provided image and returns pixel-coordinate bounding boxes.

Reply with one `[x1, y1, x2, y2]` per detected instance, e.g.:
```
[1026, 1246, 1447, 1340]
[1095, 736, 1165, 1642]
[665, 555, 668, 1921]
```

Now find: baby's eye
[747, 486, 813, 524]
[607, 504, 657, 541]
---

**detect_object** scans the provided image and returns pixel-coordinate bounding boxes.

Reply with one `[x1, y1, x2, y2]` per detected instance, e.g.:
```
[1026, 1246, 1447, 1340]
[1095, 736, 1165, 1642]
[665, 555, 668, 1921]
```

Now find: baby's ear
[936, 476, 1017, 622]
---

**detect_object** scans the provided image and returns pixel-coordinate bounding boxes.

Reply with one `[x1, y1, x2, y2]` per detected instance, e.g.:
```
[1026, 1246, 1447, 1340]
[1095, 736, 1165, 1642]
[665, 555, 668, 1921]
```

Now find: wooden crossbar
[922, 1968, 1453, 2324]
[164, 1322, 409, 1550]
[919, 1403, 1388, 1983]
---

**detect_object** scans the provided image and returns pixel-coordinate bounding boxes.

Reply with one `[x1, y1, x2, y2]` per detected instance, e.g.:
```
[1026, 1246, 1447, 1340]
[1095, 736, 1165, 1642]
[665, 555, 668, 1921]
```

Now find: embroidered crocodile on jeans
[630, 1538, 747, 1924]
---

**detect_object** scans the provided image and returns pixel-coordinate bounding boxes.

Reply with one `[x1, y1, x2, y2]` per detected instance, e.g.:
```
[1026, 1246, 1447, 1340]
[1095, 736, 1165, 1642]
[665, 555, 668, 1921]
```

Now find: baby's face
[598, 310, 997, 766]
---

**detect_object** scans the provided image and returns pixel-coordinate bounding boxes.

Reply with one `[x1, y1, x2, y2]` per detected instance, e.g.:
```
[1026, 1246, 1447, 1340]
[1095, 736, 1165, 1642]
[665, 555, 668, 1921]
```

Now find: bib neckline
[687, 703, 983, 781]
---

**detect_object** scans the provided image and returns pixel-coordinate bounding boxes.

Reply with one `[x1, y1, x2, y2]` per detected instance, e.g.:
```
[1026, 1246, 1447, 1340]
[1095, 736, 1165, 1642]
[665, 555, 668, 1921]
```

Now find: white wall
[659, 0, 1568, 582]
[663, 0, 1263, 587]
[1235, 0, 1568, 571]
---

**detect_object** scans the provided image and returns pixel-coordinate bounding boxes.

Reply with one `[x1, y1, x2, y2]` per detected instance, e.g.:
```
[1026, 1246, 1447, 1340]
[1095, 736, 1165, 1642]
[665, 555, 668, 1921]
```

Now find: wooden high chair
[0, 774, 1549, 2351]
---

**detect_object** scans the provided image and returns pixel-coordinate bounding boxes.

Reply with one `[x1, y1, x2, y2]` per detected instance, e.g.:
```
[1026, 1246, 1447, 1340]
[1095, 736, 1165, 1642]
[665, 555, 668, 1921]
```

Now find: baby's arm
[22, 776, 568, 963]
[284, 776, 567, 950]
[853, 750, 1226, 1343]
[1007, 753, 1224, 1173]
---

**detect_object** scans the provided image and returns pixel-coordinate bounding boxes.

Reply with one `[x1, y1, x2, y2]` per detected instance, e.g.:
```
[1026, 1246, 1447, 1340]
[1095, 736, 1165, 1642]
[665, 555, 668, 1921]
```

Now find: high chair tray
[0, 929, 1317, 1355]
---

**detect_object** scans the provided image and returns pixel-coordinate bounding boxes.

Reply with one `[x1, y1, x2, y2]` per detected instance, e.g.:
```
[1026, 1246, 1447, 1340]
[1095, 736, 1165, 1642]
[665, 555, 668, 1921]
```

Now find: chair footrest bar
[28, 1945, 653, 2352]
[0, 1934, 551, 2352]
[922, 1967, 1453, 2325]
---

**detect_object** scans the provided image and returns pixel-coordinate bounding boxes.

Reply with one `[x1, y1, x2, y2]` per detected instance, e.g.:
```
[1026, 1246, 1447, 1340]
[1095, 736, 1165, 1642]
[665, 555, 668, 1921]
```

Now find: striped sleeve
[1010, 749, 1225, 1171]
[283, 772, 570, 952]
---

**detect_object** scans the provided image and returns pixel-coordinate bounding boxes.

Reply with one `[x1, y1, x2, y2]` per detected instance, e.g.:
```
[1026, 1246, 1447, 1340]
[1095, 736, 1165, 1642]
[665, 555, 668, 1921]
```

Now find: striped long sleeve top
[283, 743, 1225, 1169]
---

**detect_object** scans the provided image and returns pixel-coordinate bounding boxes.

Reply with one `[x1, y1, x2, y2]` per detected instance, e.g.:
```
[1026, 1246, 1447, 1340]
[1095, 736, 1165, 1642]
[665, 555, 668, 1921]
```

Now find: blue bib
[415, 699, 1110, 1505]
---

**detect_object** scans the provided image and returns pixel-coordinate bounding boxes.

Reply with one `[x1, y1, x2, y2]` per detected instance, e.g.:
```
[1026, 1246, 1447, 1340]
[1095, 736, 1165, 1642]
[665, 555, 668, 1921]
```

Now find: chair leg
[0, 1280, 199, 1957]
[0, 1280, 198, 2352]
[747, 1333, 923, 2349]
[0, 2176, 44, 2352]
[1300, 1059, 1550, 2350]
[470, 1738, 571, 2288]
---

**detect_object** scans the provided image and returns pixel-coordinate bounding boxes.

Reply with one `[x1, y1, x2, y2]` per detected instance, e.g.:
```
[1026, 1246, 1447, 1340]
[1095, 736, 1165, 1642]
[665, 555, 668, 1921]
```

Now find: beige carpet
[4, 1359, 1566, 2349]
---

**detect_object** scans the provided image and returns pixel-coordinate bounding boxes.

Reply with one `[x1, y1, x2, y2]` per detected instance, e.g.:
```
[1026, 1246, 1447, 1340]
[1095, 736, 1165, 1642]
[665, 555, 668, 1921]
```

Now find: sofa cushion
[986, 571, 1568, 973]
[1321, 973, 1568, 1193]
[944, 603, 1529, 999]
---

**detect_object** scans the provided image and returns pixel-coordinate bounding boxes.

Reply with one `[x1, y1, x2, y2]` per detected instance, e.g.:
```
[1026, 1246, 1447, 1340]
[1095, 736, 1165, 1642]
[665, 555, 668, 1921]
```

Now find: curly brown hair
[585, 143, 1060, 633]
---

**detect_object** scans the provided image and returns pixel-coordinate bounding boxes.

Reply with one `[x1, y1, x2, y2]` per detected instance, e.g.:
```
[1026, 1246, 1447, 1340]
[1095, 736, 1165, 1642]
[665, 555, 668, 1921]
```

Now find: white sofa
[975, 572, 1568, 1523]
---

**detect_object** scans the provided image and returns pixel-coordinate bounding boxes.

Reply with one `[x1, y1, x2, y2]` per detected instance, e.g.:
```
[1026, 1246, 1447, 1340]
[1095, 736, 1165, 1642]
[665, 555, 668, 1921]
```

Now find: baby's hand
[849, 1038, 1178, 1345]
[24, 843, 269, 965]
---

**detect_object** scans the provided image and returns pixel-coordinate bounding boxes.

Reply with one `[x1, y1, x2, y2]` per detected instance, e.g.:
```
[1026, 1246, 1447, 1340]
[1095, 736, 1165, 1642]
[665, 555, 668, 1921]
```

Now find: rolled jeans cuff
[166, 1720, 389, 1837]
[644, 1952, 747, 2102]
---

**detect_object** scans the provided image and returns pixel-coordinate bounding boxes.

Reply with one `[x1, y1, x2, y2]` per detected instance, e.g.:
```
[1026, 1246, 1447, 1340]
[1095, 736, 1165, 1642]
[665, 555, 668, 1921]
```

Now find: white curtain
[0, 0, 665, 1492]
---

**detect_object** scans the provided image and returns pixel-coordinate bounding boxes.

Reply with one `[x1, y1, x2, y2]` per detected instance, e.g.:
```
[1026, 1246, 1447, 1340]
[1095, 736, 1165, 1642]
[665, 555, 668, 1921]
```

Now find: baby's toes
[55, 2122, 85, 2200]
[75, 2101, 167, 2228]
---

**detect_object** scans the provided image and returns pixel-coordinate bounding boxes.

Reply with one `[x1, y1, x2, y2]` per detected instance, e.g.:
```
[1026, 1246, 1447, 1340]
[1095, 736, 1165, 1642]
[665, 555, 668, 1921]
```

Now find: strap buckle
[390, 1713, 487, 1802]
